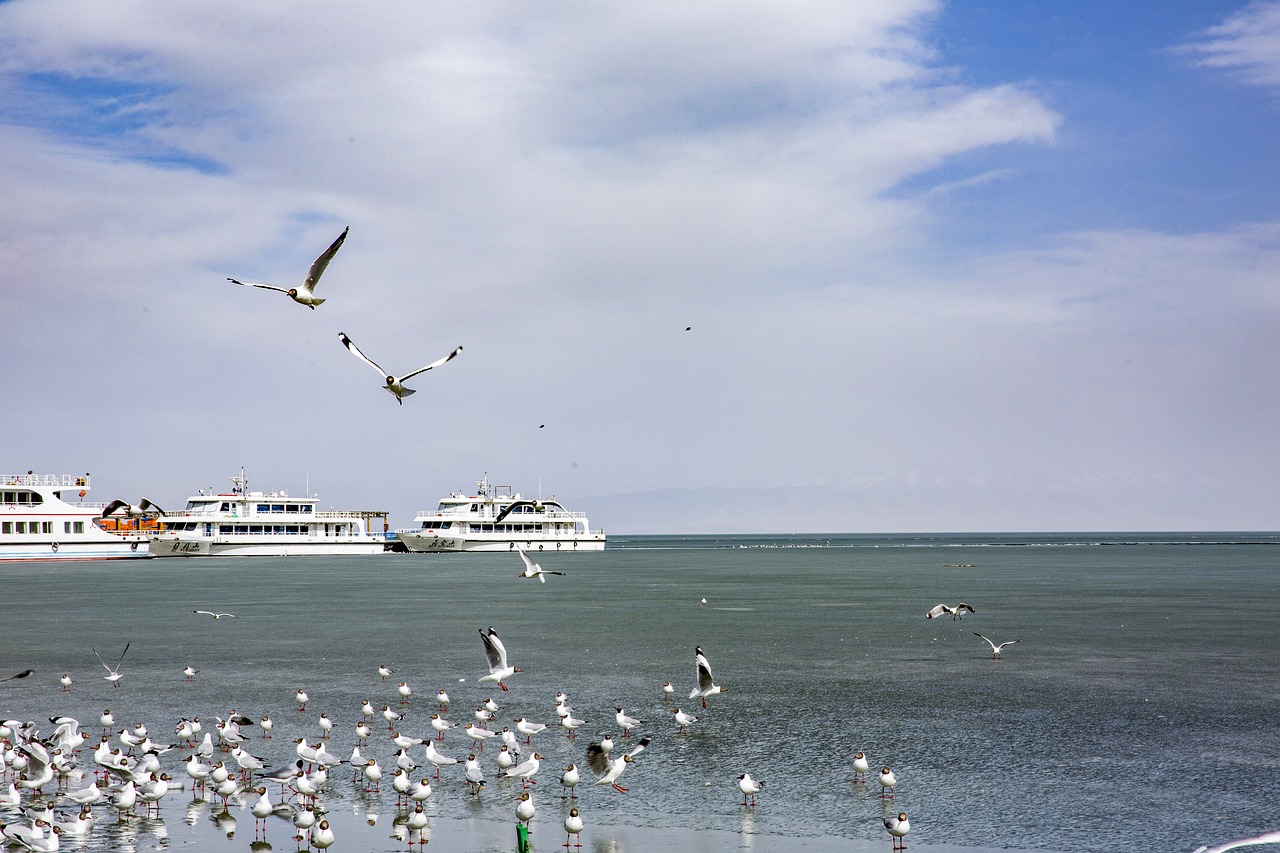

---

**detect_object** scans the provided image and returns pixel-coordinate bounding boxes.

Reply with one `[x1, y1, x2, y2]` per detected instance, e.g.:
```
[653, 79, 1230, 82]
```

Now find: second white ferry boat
[396, 475, 605, 553]
[149, 471, 385, 557]
[0, 472, 150, 561]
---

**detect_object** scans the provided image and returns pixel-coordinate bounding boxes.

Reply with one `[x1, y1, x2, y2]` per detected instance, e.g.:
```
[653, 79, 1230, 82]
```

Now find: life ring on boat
[51, 541, 59, 552]
[130, 541, 139, 551]
[538, 544, 544, 551]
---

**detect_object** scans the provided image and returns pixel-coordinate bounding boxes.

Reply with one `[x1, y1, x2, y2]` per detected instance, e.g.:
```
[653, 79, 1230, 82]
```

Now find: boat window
[74, 522, 84, 534]
[220, 502, 231, 511]
[64, 522, 71, 534]
[42, 522, 52, 534]
[286, 504, 299, 513]
[219, 525, 231, 534]
[2, 492, 12, 503]
[235, 525, 248, 534]
[271, 504, 284, 513]
[1, 522, 10, 534]
[257, 504, 270, 512]
[15, 521, 26, 533]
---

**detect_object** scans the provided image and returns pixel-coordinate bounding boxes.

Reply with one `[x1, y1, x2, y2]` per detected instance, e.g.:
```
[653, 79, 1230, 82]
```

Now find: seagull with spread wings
[93, 642, 130, 688]
[689, 646, 727, 709]
[926, 602, 975, 620]
[338, 333, 462, 404]
[194, 610, 236, 619]
[517, 549, 565, 583]
[479, 627, 523, 691]
[228, 227, 348, 309]
[974, 633, 1020, 658]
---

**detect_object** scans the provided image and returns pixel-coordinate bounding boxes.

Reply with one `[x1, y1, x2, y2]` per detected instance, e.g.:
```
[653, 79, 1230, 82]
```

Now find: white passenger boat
[396, 475, 605, 553]
[148, 471, 385, 557]
[0, 472, 150, 561]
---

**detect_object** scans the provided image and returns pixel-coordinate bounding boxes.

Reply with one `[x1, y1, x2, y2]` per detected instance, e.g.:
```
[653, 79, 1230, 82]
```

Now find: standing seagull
[517, 548, 565, 583]
[338, 333, 462, 405]
[478, 627, 523, 691]
[885, 812, 910, 851]
[926, 603, 975, 620]
[974, 632, 1021, 658]
[93, 643, 129, 688]
[689, 646, 727, 709]
[227, 226, 347, 309]
[564, 806, 584, 849]
[737, 773, 764, 806]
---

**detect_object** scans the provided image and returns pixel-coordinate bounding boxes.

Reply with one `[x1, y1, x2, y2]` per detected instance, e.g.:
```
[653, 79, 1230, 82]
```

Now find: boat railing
[2, 473, 91, 489]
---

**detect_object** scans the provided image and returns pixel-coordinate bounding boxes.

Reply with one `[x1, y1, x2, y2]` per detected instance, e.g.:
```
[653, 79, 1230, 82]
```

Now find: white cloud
[1180, 0, 1280, 88]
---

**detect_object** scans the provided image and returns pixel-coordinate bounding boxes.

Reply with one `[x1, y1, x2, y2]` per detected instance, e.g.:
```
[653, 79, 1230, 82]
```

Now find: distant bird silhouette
[0, 669, 34, 683]
[338, 333, 462, 404]
[228, 226, 347, 309]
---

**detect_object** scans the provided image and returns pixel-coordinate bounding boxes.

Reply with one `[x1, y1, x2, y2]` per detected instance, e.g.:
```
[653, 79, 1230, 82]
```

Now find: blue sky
[2, 1, 1278, 532]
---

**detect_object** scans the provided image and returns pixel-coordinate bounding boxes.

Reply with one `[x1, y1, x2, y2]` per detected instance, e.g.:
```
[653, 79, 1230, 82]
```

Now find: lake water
[2, 533, 1277, 853]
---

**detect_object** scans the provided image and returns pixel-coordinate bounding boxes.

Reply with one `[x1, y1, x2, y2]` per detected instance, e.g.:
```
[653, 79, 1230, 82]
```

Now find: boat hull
[396, 532, 606, 553]
[0, 541, 150, 562]
[149, 535, 383, 558]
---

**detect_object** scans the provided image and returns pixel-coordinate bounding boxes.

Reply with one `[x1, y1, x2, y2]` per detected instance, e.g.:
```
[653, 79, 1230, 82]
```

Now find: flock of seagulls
[227, 228, 463, 405]
[0, 632, 750, 852]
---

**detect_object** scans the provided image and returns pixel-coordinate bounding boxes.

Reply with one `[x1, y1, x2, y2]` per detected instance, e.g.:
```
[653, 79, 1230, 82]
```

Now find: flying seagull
[974, 632, 1020, 658]
[101, 498, 165, 518]
[338, 333, 462, 404]
[227, 226, 348, 309]
[689, 646, 727, 708]
[0, 669, 34, 683]
[926, 603, 975, 620]
[93, 642, 130, 687]
[517, 549, 564, 583]
[479, 627, 523, 691]
[194, 610, 236, 619]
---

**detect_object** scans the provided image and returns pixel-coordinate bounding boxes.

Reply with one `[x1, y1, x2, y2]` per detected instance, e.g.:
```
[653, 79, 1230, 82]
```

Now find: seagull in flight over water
[227, 226, 348, 309]
[517, 549, 565, 583]
[974, 633, 1020, 658]
[0, 670, 34, 683]
[479, 627, 523, 691]
[926, 602, 975, 620]
[194, 610, 236, 619]
[1191, 830, 1280, 853]
[338, 333, 462, 404]
[93, 643, 130, 687]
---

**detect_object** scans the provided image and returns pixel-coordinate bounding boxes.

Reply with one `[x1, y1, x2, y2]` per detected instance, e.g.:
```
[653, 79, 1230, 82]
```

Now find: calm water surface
[1, 533, 1277, 853]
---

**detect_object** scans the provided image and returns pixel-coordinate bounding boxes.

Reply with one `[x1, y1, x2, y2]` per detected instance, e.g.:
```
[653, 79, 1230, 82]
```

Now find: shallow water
[1, 533, 1277, 853]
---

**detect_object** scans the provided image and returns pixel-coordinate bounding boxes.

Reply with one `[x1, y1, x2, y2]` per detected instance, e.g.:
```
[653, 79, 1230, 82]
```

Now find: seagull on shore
[59, 674, 72, 691]
[564, 806, 584, 848]
[878, 766, 898, 799]
[689, 646, 727, 709]
[515, 791, 535, 826]
[738, 773, 763, 806]
[92, 643, 129, 688]
[516, 548, 565, 582]
[587, 737, 650, 793]
[852, 751, 870, 784]
[338, 333, 463, 405]
[614, 708, 643, 737]
[974, 632, 1021, 658]
[193, 611, 236, 619]
[504, 753, 543, 788]
[885, 812, 910, 851]
[479, 627, 523, 691]
[228, 226, 347, 310]
[673, 708, 698, 734]
[559, 764, 579, 799]
[927, 603, 975, 620]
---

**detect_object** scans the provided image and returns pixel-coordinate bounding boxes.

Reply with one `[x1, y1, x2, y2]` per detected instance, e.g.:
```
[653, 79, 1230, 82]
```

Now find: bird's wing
[545, 571, 566, 576]
[695, 648, 715, 690]
[496, 501, 537, 525]
[338, 333, 388, 377]
[92, 647, 113, 673]
[0, 669, 34, 683]
[957, 603, 975, 613]
[101, 499, 128, 518]
[228, 278, 290, 293]
[997, 639, 1021, 650]
[194, 611, 215, 617]
[398, 346, 463, 382]
[973, 632, 998, 651]
[585, 743, 610, 777]
[517, 549, 538, 574]
[138, 498, 166, 516]
[480, 628, 508, 672]
[926, 604, 947, 619]
[1193, 830, 1280, 853]
[625, 736, 651, 759]
[117, 642, 131, 666]
[303, 227, 348, 290]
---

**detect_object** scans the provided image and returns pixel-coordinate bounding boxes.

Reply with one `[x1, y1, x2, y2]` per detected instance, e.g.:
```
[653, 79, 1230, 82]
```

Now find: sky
[2, 0, 1279, 533]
